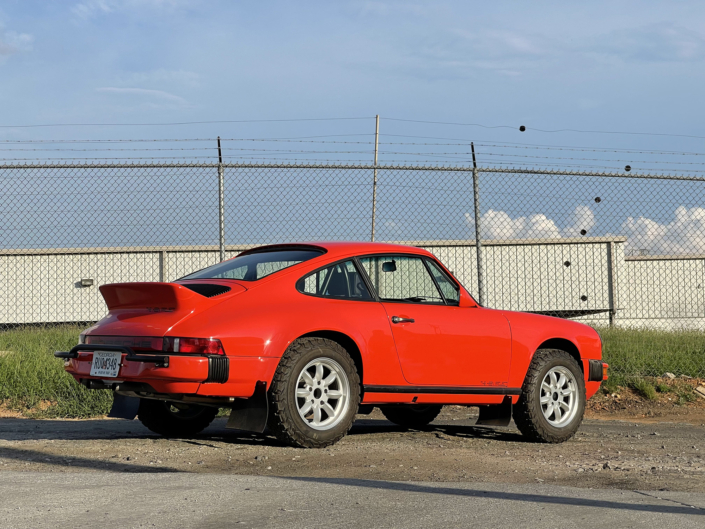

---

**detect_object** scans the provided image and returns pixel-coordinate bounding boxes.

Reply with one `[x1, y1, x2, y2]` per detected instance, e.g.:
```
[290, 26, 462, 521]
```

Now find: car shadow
[0, 445, 184, 473]
[281, 476, 705, 517]
[0, 417, 287, 446]
[348, 418, 528, 443]
[0, 416, 527, 446]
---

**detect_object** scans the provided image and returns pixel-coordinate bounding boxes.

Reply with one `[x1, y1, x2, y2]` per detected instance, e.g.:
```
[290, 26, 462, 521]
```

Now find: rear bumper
[56, 345, 278, 398]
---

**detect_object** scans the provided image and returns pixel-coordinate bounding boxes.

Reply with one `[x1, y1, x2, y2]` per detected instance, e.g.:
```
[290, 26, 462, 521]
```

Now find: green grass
[0, 325, 112, 418]
[630, 379, 658, 400]
[599, 326, 705, 380]
[0, 324, 703, 418]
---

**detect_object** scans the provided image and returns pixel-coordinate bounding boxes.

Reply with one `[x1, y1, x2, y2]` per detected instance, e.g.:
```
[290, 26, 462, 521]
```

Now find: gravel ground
[1, 406, 704, 492]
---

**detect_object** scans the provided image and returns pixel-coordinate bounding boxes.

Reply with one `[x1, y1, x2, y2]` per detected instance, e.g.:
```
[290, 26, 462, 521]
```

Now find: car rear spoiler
[99, 282, 202, 312]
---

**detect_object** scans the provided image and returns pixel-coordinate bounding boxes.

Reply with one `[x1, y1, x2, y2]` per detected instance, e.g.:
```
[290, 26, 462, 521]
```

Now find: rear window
[181, 248, 323, 281]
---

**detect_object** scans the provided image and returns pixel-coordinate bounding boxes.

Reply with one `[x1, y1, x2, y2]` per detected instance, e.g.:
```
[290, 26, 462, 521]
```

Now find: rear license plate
[90, 351, 122, 378]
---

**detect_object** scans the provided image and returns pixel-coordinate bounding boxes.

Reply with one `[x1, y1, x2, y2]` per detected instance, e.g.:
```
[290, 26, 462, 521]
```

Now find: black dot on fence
[519, 125, 526, 132]
[580, 295, 588, 302]
[625, 165, 631, 172]
[580, 229, 587, 235]
[594, 197, 601, 203]
[564, 261, 571, 267]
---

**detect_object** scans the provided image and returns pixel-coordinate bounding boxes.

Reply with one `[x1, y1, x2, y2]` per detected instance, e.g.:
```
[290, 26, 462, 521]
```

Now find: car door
[358, 254, 512, 387]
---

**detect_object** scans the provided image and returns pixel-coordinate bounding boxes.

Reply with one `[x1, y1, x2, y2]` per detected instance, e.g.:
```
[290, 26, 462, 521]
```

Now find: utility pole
[471, 142, 484, 305]
[370, 115, 380, 242]
[217, 137, 225, 262]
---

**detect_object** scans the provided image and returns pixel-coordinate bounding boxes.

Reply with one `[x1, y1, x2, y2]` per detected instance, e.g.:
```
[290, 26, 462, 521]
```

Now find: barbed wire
[0, 117, 375, 128]
[385, 117, 705, 140]
[383, 135, 705, 155]
[0, 134, 375, 144]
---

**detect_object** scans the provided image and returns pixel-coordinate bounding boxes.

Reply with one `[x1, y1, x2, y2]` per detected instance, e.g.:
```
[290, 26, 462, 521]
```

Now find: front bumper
[587, 359, 609, 382]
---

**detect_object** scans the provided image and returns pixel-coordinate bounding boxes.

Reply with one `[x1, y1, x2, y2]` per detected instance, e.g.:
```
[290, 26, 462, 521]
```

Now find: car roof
[244, 241, 432, 260]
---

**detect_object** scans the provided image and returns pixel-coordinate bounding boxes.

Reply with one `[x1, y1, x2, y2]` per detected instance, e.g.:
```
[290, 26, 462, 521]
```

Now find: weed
[0, 325, 112, 418]
[674, 386, 697, 405]
[598, 326, 705, 379]
[630, 379, 658, 400]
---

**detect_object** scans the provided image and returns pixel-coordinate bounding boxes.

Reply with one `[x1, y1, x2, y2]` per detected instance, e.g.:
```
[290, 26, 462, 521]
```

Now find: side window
[297, 260, 373, 300]
[359, 255, 444, 304]
[218, 265, 247, 280]
[425, 259, 460, 304]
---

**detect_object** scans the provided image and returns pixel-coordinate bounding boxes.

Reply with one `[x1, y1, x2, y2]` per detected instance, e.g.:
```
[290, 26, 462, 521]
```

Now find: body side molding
[364, 385, 521, 395]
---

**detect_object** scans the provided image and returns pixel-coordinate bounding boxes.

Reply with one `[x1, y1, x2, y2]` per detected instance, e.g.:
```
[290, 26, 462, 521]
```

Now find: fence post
[159, 250, 168, 282]
[217, 137, 226, 262]
[607, 241, 618, 326]
[471, 144, 485, 305]
[370, 115, 380, 242]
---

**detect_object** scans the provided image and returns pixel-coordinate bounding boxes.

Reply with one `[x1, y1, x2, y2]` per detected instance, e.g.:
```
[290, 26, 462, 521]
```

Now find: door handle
[391, 316, 415, 324]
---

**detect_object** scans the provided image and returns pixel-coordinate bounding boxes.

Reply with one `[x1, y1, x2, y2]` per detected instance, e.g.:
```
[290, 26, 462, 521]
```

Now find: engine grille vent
[181, 283, 232, 298]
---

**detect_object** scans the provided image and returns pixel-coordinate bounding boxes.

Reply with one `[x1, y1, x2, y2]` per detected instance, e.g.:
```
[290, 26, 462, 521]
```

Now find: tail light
[602, 362, 609, 380]
[162, 337, 225, 355]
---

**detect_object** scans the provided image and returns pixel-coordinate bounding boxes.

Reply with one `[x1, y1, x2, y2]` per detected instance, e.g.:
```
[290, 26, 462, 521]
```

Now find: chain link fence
[1, 161, 704, 379]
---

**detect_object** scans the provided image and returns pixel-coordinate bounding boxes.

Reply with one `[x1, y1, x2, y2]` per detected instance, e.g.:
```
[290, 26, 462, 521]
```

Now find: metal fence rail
[2, 161, 704, 378]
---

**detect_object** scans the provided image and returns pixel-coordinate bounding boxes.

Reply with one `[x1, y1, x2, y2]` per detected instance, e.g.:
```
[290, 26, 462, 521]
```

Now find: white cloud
[0, 29, 33, 57]
[97, 86, 188, 105]
[479, 210, 562, 240]
[379, 20, 705, 80]
[124, 69, 200, 88]
[590, 23, 705, 63]
[563, 205, 596, 237]
[622, 206, 705, 255]
[464, 205, 705, 256]
[72, 0, 192, 19]
[465, 205, 595, 240]
[355, 1, 427, 17]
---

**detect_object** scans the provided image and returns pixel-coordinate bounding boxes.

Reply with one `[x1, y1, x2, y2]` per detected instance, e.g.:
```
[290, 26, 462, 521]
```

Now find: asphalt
[1, 472, 703, 529]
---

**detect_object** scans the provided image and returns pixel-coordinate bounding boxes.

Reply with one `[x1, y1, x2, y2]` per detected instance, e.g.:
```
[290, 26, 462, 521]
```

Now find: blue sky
[2, 1, 705, 253]
[1, 0, 704, 153]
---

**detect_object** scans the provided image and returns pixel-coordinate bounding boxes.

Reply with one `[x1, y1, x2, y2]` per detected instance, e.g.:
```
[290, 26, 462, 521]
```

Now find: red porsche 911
[56, 242, 607, 447]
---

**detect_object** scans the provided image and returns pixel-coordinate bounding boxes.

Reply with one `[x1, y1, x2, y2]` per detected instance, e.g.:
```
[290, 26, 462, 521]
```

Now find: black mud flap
[475, 395, 513, 427]
[108, 394, 140, 420]
[226, 381, 268, 433]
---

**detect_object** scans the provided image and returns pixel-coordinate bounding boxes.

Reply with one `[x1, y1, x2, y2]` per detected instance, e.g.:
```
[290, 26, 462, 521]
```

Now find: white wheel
[540, 366, 579, 427]
[295, 357, 351, 431]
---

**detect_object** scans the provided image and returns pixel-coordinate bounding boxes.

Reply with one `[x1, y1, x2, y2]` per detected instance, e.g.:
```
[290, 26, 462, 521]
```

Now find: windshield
[181, 248, 324, 281]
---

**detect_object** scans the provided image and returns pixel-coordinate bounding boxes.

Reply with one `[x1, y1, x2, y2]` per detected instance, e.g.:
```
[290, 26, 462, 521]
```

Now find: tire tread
[513, 349, 585, 444]
[267, 337, 360, 448]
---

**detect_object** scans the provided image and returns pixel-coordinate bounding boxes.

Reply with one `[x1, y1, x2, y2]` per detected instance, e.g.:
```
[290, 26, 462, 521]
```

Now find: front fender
[501, 311, 602, 390]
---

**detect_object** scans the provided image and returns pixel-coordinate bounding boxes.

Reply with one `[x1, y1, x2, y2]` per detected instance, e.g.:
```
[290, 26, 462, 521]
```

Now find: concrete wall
[2, 237, 703, 329]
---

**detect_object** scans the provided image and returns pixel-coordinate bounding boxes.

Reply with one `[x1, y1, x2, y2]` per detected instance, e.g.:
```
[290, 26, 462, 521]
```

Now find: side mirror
[458, 289, 478, 308]
[382, 261, 397, 273]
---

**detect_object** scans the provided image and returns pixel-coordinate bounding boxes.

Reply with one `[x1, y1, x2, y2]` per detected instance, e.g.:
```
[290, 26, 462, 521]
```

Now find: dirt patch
[0, 400, 57, 419]
[0, 406, 24, 419]
[586, 378, 705, 423]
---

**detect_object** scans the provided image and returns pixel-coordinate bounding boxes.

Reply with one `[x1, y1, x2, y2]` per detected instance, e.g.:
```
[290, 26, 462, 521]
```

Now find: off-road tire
[267, 337, 361, 448]
[513, 349, 586, 443]
[380, 405, 443, 429]
[137, 399, 218, 437]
